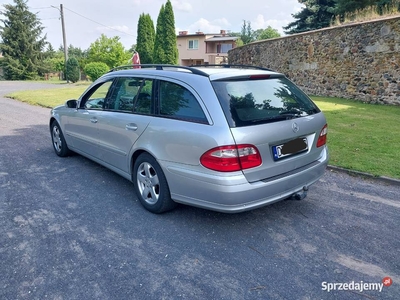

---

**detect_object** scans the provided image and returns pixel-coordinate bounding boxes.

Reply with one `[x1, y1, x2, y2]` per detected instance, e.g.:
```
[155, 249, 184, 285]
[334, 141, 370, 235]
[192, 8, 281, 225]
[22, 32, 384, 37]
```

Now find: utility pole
[52, 4, 68, 82]
[60, 4, 68, 80]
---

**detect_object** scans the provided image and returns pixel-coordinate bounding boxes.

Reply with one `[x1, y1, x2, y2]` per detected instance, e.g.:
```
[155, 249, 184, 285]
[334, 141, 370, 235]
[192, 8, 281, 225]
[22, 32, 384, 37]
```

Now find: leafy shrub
[66, 57, 80, 83]
[84, 62, 109, 81]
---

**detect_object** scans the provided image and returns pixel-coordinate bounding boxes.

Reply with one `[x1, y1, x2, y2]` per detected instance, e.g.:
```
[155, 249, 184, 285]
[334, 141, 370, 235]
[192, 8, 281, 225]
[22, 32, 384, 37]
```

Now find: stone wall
[228, 16, 400, 105]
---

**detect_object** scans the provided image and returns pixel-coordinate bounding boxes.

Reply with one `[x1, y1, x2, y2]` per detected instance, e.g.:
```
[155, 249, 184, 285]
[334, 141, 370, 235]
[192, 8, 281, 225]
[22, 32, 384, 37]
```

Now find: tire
[133, 153, 177, 213]
[51, 121, 71, 157]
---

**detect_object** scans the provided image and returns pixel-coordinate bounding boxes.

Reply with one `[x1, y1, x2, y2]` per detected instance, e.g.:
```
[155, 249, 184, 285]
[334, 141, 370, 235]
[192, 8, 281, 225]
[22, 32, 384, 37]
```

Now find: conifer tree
[153, 4, 166, 64]
[66, 57, 80, 83]
[136, 13, 155, 64]
[162, 0, 178, 64]
[284, 0, 400, 34]
[284, 0, 336, 34]
[240, 20, 254, 45]
[0, 0, 47, 79]
[154, 1, 178, 64]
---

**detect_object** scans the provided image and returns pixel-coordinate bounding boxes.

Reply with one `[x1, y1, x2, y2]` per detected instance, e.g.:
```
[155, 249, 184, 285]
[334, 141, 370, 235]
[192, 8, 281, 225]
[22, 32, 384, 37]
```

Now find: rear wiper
[272, 113, 300, 120]
[279, 109, 302, 116]
[248, 114, 296, 124]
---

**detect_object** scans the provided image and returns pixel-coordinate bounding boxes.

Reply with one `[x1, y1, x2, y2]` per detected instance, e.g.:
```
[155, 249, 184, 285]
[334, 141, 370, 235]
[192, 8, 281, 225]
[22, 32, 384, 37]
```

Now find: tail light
[317, 124, 328, 147]
[200, 144, 262, 172]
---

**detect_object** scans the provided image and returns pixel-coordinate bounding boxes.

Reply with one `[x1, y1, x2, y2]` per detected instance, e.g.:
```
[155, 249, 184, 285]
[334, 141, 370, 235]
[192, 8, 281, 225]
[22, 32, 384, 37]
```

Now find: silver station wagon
[50, 64, 329, 213]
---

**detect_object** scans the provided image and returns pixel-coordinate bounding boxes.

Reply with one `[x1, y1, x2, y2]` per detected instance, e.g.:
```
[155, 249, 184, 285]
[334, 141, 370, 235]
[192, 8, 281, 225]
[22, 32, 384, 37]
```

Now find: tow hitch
[289, 186, 308, 201]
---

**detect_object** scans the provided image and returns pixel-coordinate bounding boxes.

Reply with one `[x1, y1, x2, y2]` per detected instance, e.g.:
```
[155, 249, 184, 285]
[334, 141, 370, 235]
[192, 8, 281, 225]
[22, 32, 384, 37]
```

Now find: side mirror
[65, 99, 78, 108]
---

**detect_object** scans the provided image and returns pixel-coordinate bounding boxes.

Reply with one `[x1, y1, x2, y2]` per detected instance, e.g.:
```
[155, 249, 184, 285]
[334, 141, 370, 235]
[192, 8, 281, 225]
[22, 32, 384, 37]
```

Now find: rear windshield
[212, 76, 320, 127]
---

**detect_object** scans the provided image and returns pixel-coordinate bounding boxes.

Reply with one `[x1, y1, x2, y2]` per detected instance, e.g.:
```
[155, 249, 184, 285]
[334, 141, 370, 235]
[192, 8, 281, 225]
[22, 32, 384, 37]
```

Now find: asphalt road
[0, 81, 399, 300]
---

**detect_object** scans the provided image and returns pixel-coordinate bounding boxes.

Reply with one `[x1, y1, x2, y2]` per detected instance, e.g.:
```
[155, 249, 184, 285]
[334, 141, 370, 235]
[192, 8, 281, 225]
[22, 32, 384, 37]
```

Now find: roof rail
[109, 64, 209, 76]
[190, 64, 276, 72]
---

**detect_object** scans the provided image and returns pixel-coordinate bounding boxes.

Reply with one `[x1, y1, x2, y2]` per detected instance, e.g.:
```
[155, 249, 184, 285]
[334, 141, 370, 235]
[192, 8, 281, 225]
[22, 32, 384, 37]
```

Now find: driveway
[0, 81, 399, 299]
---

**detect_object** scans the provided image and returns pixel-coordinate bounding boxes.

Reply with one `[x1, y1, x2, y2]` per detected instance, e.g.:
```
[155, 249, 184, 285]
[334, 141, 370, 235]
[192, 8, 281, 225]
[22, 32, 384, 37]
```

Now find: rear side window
[212, 77, 320, 127]
[159, 81, 207, 124]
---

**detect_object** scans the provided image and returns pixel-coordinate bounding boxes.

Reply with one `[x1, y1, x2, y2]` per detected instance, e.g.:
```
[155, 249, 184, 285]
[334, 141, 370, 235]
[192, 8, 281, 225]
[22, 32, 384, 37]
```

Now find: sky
[0, 0, 304, 51]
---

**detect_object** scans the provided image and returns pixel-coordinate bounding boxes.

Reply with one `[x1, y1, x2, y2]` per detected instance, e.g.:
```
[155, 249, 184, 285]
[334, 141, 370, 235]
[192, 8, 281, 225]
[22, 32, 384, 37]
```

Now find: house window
[217, 44, 233, 53]
[221, 44, 233, 53]
[188, 39, 199, 50]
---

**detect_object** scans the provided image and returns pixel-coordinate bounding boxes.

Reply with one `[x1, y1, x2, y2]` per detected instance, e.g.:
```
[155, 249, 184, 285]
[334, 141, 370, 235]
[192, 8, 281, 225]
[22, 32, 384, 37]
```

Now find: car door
[64, 80, 113, 158]
[96, 77, 154, 173]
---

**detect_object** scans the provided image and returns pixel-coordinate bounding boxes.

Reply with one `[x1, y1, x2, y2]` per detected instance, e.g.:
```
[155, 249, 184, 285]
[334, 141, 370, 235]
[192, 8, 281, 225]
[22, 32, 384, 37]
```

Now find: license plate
[272, 137, 308, 161]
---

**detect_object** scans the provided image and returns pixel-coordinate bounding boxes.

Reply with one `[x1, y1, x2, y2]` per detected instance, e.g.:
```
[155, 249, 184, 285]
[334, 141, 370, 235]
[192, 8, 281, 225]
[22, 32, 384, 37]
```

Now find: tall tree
[0, 0, 47, 80]
[87, 34, 130, 68]
[42, 43, 56, 61]
[41, 43, 57, 75]
[136, 13, 155, 64]
[240, 20, 255, 44]
[153, 1, 178, 64]
[153, 4, 166, 63]
[162, 0, 178, 64]
[284, 0, 336, 34]
[45, 44, 55, 58]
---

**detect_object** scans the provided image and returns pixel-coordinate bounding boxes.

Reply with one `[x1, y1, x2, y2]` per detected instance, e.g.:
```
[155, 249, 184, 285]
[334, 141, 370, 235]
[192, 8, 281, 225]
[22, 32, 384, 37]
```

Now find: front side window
[82, 80, 113, 110]
[105, 77, 153, 114]
[188, 39, 199, 49]
[159, 81, 207, 124]
[212, 76, 320, 127]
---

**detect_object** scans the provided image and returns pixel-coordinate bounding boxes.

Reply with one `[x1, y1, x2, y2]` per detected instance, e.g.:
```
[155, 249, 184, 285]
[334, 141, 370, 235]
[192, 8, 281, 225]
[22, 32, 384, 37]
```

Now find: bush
[66, 57, 80, 83]
[84, 62, 109, 81]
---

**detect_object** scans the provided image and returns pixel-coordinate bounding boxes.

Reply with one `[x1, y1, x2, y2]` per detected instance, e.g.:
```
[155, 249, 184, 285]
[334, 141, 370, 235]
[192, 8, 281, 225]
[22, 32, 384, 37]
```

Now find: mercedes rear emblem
[292, 122, 299, 133]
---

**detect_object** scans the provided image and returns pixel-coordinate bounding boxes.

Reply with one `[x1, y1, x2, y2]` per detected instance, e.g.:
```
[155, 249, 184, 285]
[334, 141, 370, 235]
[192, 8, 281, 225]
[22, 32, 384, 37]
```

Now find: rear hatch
[211, 74, 327, 183]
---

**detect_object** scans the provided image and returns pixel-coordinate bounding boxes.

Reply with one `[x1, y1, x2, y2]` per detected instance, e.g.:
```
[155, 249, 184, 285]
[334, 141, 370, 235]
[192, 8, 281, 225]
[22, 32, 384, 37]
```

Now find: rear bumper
[163, 147, 329, 213]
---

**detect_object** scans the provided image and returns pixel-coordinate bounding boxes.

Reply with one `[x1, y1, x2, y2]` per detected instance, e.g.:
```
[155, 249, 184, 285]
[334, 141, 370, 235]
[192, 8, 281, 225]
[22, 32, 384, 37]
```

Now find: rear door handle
[126, 123, 138, 131]
[90, 118, 98, 123]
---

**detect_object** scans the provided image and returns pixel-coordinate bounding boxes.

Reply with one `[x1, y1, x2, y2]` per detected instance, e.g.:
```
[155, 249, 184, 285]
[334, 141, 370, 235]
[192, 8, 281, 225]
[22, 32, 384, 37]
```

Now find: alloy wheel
[136, 162, 160, 205]
[52, 126, 62, 153]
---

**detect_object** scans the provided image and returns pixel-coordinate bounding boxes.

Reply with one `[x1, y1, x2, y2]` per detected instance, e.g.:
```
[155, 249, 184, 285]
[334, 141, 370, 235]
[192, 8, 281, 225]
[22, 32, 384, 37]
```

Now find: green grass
[5, 86, 400, 179]
[312, 96, 400, 179]
[6, 82, 91, 108]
